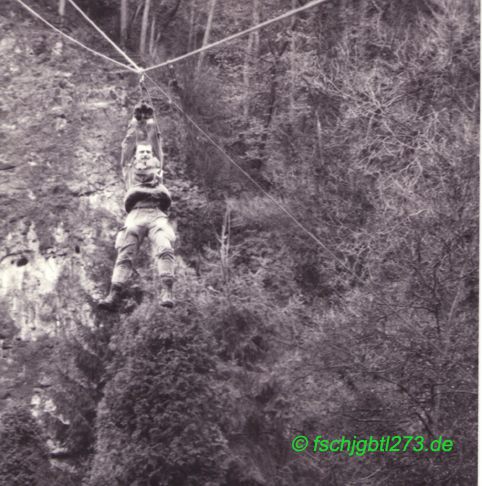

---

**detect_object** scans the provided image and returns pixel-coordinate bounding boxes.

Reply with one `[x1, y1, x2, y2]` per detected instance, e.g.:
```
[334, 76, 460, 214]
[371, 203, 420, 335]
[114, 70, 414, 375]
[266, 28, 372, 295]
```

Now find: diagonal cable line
[144, 75, 430, 327]
[144, 80, 429, 324]
[17, 0, 330, 77]
[143, 0, 331, 74]
[144, 74, 359, 280]
[13, 0, 136, 72]
[13, 0, 137, 72]
[66, 0, 142, 72]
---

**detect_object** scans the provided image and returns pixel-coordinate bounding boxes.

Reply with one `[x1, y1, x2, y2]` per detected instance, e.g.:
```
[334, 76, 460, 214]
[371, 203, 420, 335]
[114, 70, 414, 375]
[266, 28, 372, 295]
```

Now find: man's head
[134, 102, 154, 121]
[135, 143, 153, 163]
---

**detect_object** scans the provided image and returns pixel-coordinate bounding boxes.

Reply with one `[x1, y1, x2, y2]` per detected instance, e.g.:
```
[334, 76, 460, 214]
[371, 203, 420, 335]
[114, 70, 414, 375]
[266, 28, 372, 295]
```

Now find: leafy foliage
[89, 300, 230, 486]
[0, 405, 53, 486]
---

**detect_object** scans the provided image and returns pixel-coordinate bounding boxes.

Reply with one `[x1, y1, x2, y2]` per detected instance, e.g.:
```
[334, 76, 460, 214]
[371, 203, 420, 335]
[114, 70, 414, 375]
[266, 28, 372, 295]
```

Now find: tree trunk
[242, 37, 253, 119]
[187, 0, 196, 51]
[140, 0, 151, 58]
[316, 111, 323, 157]
[252, 0, 259, 54]
[196, 0, 217, 72]
[149, 17, 156, 57]
[243, 0, 259, 120]
[259, 62, 279, 159]
[120, 0, 128, 47]
[58, 0, 66, 25]
[289, 0, 296, 123]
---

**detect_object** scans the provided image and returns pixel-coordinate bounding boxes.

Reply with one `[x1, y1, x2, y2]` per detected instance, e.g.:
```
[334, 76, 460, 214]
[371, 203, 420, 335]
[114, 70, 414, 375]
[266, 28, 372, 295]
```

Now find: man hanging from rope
[99, 101, 176, 310]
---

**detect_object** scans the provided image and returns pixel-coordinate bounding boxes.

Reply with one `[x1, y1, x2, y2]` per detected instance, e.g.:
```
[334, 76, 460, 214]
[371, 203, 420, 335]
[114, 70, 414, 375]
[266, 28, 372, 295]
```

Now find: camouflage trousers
[111, 206, 176, 286]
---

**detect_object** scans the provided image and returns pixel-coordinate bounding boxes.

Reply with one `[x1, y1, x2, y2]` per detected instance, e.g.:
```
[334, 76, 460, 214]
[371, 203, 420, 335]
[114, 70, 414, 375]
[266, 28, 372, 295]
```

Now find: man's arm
[145, 120, 164, 167]
[120, 117, 138, 170]
[121, 103, 164, 170]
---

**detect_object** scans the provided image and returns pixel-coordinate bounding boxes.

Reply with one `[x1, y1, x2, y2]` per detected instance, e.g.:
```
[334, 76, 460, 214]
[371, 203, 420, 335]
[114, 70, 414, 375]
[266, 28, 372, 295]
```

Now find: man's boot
[160, 278, 174, 308]
[98, 284, 123, 310]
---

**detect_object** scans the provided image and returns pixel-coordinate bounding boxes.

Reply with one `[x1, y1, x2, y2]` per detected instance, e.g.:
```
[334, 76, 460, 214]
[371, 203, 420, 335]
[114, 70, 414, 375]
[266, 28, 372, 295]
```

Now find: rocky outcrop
[0, 10, 130, 416]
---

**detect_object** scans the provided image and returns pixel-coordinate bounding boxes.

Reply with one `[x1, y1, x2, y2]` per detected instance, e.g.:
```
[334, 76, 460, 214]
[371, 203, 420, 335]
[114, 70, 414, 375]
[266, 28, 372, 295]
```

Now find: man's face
[136, 145, 153, 164]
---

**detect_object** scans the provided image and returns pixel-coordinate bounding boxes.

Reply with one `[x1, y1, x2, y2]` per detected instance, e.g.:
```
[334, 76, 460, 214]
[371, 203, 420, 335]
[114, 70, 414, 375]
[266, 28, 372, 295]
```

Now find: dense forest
[0, 0, 478, 484]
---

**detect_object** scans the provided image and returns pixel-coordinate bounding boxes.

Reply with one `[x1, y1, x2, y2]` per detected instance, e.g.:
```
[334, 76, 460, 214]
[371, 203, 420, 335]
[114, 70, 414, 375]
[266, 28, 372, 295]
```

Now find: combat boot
[160, 278, 174, 308]
[98, 284, 123, 311]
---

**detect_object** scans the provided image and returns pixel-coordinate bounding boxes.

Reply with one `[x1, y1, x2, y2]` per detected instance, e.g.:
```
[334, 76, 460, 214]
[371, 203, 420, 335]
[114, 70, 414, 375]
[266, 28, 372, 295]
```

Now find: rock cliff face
[0, 9, 160, 415]
[0, 12, 214, 471]
[0, 3, 213, 438]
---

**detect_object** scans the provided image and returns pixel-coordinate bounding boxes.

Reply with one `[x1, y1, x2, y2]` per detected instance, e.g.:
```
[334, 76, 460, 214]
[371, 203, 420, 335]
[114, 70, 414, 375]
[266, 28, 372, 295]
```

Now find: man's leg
[111, 230, 140, 287]
[149, 214, 176, 307]
[99, 212, 145, 309]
